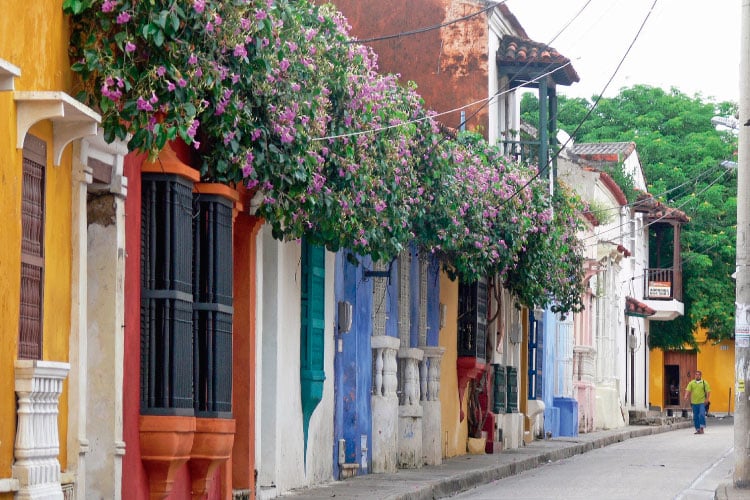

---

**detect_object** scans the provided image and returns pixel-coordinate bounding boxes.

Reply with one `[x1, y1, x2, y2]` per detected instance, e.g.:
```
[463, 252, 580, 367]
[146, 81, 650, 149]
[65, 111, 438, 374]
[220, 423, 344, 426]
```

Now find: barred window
[18, 135, 46, 360]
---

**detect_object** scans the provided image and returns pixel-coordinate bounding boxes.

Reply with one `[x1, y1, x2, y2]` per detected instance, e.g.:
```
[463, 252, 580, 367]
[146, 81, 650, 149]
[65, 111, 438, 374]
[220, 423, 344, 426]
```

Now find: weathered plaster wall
[332, 0, 490, 134]
[257, 230, 335, 496]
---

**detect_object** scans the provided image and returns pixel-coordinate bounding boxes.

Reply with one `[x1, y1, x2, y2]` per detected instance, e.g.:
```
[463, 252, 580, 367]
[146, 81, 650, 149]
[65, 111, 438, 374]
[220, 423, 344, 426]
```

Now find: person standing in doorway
[684, 370, 711, 434]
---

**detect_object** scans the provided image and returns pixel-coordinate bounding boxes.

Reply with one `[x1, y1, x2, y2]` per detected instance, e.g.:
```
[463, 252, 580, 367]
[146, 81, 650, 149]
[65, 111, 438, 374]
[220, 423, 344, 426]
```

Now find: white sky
[505, 0, 741, 104]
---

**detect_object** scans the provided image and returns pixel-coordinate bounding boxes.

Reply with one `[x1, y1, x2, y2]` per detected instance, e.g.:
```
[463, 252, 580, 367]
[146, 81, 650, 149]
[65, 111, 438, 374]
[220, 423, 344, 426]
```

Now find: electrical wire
[497, 0, 661, 207]
[579, 160, 729, 219]
[347, 2, 502, 44]
[314, 1, 591, 143]
[581, 166, 732, 246]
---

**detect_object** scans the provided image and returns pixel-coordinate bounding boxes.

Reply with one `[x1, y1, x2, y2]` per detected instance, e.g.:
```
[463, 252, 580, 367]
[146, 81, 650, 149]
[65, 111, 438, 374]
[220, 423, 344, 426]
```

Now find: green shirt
[686, 379, 711, 405]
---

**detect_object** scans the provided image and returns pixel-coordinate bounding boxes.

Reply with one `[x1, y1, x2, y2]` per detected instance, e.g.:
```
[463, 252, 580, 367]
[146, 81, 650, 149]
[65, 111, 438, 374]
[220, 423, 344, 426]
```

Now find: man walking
[684, 370, 711, 434]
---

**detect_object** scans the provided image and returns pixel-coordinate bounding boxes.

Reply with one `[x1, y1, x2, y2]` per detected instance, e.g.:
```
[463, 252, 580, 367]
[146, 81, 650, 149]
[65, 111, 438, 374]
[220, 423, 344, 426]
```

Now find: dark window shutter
[18, 135, 46, 360]
[507, 366, 519, 413]
[193, 192, 233, 417]
[300, 240, 326, 452]
[457, 279, 487, 361]
[140, 173, 195, 415]
[492, 364, 507, 413]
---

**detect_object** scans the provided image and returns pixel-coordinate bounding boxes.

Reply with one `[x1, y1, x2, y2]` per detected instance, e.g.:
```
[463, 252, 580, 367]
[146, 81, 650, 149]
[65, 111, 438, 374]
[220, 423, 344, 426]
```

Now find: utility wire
[581, 167, 732, 247]
[348, 2, 502, 44]
[497, 0, 660, 207]
[580, 161, 729, 218]
[315, 0, 590, 142]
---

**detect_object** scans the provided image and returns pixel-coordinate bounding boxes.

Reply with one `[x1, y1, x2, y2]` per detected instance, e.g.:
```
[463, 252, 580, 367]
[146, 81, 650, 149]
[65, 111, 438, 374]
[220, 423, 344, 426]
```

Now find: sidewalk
[284, 420, 695, 499]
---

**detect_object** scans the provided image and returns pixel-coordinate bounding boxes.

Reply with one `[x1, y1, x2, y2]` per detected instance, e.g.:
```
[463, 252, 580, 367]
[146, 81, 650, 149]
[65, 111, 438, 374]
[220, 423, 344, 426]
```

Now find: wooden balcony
[643, 268, 682, 301]
[642, 268, 684, 321]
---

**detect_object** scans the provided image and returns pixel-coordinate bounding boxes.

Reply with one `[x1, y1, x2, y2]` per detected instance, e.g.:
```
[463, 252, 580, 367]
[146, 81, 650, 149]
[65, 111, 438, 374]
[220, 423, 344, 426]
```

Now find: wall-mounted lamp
[439, 303, 447, 330]
[338, 300, 353, 334]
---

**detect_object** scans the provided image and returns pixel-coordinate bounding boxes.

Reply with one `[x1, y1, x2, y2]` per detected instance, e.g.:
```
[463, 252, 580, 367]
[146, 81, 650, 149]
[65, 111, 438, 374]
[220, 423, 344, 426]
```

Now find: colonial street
[453, 415, 734, 500]
[286, 416, 748, 499]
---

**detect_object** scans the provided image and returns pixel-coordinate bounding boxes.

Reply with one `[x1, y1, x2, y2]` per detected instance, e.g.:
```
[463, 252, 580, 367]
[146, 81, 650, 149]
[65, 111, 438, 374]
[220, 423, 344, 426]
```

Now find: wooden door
[664, 350, 697, 407]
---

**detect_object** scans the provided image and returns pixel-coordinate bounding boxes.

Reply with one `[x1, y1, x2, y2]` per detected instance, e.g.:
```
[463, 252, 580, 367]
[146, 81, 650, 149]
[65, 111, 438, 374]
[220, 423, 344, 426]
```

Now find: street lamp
[712, 115, 741, 134]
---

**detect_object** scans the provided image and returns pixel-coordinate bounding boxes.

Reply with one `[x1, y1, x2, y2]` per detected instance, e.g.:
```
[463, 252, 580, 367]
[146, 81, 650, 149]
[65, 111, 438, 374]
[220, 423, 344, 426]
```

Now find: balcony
[641, 268, 684, 321]
[499, 139, 558, 173]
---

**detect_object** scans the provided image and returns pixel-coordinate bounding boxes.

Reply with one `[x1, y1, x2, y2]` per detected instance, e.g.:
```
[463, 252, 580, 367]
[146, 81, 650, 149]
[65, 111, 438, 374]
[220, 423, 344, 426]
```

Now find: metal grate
[140, 174, 195, 414]
[232, 489, 252, 500]
[18, 135, 46, 360]
[193, 193, 234, 417]
[457, 279, 487, 360]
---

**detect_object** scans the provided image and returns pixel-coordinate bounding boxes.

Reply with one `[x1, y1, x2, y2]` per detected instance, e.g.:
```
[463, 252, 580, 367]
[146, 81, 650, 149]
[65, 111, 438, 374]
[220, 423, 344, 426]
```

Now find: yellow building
[1, 3, 105, 498]
[649, 328, 735, 415]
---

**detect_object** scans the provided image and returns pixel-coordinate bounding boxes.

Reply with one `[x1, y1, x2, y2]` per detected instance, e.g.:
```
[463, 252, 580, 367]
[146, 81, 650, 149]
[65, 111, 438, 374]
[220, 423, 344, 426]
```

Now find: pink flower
[136, 97, 153, 112]
[116, 11, 131, 24]
[125, 41, 136, 53]
[193, 0, 205, 13]
[102, 0, 117, 13]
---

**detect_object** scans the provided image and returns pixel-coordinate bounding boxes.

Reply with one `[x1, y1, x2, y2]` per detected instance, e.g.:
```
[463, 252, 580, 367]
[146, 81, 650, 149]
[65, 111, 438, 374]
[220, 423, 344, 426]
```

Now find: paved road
[452, 416, 734, 500]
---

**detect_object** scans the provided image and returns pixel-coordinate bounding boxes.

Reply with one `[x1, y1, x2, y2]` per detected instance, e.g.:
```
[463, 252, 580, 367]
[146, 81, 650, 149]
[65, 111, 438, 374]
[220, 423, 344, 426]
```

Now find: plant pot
[467, 436, 486, 455]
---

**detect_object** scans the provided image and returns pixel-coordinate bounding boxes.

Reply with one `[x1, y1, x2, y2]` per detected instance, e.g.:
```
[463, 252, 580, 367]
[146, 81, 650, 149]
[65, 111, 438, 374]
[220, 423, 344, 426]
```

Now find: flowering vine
[63, 0, 588, 313]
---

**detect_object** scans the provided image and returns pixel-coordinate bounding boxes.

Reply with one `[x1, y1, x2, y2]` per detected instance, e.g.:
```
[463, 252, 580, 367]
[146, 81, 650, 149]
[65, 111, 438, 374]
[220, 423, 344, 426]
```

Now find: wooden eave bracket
[0, 58, 20, 91]
[15, 91, 101, 166]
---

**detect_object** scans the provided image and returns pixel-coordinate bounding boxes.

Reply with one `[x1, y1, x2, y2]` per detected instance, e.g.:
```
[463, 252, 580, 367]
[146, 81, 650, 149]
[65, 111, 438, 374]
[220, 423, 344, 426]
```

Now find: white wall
[256, 228, 335, 497]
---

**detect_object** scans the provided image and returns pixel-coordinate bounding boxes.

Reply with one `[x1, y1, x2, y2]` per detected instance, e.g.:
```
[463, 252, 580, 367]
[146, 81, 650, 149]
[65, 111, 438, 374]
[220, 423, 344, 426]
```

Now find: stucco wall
[1, 0, 78, 479]
[439, 274, 466, 457]
[332, 0, 491, 134]
[649, 331, 735, 415]
[257, 230, 335, 496]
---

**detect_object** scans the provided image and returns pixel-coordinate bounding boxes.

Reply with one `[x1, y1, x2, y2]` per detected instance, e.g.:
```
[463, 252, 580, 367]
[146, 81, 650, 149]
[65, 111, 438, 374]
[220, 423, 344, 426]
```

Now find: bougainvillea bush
[63, 0, 587, 312]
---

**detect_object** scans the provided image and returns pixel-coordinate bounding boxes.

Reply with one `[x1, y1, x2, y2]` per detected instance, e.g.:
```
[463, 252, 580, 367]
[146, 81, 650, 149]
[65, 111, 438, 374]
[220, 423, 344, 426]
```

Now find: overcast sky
[505, 0, 741, 104]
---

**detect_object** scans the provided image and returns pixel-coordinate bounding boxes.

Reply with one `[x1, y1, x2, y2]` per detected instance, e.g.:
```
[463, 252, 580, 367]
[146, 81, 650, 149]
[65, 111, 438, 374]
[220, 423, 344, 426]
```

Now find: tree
[522, 85, 738, 347]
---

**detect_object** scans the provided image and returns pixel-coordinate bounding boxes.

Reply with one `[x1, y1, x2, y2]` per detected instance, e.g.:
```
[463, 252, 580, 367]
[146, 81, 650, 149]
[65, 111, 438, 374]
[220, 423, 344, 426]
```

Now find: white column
[13, 360, 70, 500]
[74, 132, 128, 500]
[67, 143, 92, 499]
[420, 346, 445, 465]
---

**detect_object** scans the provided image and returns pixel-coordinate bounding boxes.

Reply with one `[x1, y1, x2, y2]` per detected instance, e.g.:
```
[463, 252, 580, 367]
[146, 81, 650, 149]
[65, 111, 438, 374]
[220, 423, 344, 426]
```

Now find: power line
[315, 1, 592, 143]
[581, 167, 733, 248]
[580, 161, 729, 219]
[347, 2, 502, 44]
[498, 0, 660, 207]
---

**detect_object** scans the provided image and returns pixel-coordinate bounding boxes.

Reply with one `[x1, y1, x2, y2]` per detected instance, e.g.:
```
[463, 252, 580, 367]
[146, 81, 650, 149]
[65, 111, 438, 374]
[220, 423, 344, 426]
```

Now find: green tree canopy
[522, 85, 737, 348]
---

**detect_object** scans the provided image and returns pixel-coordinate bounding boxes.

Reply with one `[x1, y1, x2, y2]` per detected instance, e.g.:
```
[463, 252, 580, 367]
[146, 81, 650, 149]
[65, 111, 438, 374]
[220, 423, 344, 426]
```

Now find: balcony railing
[643, 268, 682, 301]
[499, 139, 559, 172]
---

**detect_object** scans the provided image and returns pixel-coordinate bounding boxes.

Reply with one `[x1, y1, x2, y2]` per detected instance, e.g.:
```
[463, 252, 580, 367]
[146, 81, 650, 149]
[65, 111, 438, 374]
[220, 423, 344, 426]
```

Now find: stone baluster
[372, 336, 400, 398]
[421, 347, 445, 402]
[14, 360, 70, 500]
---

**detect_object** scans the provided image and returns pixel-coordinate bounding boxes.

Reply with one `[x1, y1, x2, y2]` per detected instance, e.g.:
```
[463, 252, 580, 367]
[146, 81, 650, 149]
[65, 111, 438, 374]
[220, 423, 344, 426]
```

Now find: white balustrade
[13, 360, 70, 500]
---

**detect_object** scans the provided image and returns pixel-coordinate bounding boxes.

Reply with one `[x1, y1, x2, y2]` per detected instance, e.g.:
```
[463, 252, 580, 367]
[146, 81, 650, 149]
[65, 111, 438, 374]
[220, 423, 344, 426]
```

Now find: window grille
[18, 135, 46, 360]
[457, 279, 487, 360]
[193, 192, 234, 417]
[140, 173, 195, 414]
